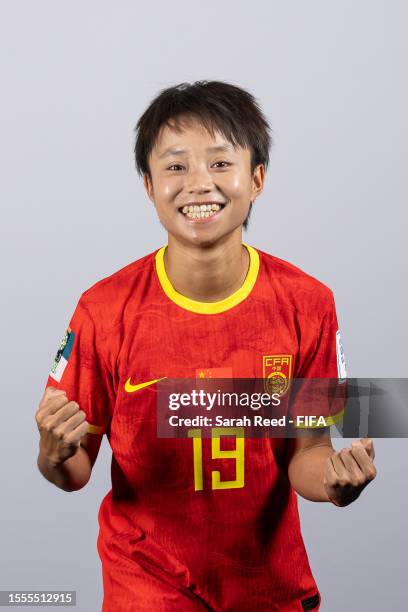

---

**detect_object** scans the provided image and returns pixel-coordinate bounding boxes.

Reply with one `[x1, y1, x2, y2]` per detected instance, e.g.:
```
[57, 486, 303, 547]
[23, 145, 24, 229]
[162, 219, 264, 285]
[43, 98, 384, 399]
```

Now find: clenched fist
[323, 438, 377, 507]
[35, 386, 89, 466]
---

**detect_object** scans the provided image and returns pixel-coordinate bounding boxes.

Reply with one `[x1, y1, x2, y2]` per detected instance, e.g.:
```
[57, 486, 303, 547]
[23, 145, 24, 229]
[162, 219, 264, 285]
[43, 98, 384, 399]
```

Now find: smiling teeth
[181, 203, 223, 219]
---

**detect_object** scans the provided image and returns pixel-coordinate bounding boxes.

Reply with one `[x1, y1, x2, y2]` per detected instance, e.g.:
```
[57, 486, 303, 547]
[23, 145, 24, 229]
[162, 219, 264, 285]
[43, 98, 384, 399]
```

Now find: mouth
[178, 202, 227, 221]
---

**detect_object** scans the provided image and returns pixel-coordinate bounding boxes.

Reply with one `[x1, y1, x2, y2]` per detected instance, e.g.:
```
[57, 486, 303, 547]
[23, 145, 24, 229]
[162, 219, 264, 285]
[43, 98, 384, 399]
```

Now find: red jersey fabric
[45, 243, 346, 611]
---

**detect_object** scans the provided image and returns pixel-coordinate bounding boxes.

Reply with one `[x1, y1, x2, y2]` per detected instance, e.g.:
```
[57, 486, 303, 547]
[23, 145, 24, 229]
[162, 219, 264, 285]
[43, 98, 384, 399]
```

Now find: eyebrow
[158, 144, 235, 159]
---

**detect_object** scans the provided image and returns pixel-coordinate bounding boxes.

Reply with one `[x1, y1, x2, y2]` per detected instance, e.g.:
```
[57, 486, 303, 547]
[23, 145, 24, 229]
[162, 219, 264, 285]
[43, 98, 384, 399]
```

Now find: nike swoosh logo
[124, 376, 167, 393]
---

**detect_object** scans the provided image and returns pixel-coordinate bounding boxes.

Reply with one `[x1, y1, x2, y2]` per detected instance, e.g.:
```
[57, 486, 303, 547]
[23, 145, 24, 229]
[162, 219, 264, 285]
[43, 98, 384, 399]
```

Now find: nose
[185, 164, 214, 194]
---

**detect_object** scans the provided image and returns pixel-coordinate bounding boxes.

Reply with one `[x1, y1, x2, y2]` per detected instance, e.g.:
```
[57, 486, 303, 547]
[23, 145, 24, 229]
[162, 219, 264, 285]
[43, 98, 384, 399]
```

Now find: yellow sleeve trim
[87, 423, 105, 435]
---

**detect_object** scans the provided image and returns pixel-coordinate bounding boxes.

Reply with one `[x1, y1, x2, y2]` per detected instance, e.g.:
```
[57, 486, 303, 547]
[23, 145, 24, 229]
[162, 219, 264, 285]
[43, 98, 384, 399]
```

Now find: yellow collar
[154, 243, 260, 314]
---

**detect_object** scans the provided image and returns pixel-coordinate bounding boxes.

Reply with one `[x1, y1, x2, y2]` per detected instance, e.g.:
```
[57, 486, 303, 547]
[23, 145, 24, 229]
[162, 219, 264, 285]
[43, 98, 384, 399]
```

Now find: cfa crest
[262, 355, 293, 397]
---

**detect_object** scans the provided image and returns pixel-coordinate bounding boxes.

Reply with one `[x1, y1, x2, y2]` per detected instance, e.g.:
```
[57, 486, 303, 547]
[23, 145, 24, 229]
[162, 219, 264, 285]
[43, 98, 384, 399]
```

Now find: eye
[167, 164, 185, 171]
[212, 161, 231, 168]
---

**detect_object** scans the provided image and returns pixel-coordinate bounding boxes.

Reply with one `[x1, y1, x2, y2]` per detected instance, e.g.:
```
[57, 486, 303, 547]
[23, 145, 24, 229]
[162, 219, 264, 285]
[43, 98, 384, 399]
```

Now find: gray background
[1, 1, 407, 610]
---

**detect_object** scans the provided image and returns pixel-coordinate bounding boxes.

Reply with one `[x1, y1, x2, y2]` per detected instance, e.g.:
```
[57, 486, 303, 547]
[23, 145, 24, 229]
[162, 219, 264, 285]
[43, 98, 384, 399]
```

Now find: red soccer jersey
[44, 243, 346, 612]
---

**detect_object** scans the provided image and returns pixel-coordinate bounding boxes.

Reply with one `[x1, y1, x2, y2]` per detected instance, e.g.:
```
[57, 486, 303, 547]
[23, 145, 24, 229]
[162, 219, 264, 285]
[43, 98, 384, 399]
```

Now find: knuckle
[45, 387, 65, 401]
[65, 432, 76, 445]
[54, 427, 65, 440]
[367, 468, 377, 480]
[43, 421, 54, 434]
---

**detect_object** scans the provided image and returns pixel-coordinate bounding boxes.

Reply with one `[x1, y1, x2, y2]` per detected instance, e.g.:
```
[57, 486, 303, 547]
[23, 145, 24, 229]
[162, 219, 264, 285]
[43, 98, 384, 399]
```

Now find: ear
[143, 173, 155, 204]
[251, 164, 265, 202]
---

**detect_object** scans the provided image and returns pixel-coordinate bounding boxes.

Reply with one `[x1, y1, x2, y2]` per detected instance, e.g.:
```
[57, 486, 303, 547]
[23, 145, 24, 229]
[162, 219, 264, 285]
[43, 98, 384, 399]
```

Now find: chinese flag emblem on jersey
[195, 367, 234, 396]
[195, 367, 233, 379]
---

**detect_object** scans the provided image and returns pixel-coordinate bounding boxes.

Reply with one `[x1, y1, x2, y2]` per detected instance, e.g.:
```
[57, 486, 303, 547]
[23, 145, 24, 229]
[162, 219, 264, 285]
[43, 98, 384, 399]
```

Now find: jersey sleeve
[44, 295, 114, 435]
[289, 290, 347, 428]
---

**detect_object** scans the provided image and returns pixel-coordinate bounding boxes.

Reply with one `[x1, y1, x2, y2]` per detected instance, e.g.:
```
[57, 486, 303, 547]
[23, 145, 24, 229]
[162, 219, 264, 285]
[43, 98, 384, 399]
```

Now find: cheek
[161, 181, 177, 199]
[220, 170, 251, 197]
[151, 173, 180, 201]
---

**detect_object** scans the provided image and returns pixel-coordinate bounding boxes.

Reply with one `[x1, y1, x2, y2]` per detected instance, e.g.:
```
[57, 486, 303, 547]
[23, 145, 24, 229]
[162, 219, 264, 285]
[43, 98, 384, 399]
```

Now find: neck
[164, 233, 250, 303]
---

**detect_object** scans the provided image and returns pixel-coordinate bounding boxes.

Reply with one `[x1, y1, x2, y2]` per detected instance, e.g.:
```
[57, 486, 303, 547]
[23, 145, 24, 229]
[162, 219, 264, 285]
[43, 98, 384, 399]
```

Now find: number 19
[187, 427, 245, 491]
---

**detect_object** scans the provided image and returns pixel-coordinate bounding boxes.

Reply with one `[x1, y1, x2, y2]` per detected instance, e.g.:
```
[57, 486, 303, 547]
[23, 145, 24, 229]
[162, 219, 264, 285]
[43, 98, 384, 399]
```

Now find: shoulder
[76, 248, 160, 329]
[255, 246, 335, 316]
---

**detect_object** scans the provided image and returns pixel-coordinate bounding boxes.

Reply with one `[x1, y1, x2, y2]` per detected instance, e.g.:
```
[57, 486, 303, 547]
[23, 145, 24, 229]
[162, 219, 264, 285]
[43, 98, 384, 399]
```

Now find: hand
[323, 438, 377, 507]
[35, 386, 89, 466]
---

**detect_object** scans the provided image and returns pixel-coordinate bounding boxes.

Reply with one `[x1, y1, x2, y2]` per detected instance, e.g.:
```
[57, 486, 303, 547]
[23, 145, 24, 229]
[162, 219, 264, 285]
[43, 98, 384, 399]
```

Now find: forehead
[152, 117, 245, 157]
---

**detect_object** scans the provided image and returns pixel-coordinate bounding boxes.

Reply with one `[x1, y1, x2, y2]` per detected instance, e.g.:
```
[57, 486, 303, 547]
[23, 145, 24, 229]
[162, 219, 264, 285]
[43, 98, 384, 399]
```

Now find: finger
[38, 394, 71, 420]
[40, 386, 67, 406]
[330, 451, 349, 480]
[324, 457, 338, 488]
[351, 442, 377, 481]
[54, 409, 87, 438]
[45, 401, 80, 428]
[36, 397, 69, 429]
[39, 387, 68, 413]
[352, 442, 375, 463]
[64, 421, 90, 446]
[352, 439, 370, 457]
[338, 448, 366, 485]
[360, 438, 375, 461]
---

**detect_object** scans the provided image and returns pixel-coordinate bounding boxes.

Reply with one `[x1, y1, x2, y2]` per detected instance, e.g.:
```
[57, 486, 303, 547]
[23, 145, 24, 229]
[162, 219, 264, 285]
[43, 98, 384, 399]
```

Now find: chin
[183, 233, 219, 248]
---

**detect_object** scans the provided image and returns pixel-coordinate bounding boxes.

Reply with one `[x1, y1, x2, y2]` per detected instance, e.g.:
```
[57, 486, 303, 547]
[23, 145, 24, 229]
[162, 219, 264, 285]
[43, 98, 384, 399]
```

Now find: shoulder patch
[336, 329, 347, 382]
[50, 327, 75, 382]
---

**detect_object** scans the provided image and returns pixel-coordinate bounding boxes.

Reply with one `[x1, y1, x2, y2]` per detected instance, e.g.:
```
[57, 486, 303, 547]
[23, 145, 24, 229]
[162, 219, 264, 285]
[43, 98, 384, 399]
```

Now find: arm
[37, 426, 102, 492]
[287, 428, 377, 507]
[35, 386, 104, 492]
[37, 444, 91, 493]
[287, 427, 334, 502]
[37, 432, 103, 493]
[39, 294, 113, 491]
[288, 290, 377, 506]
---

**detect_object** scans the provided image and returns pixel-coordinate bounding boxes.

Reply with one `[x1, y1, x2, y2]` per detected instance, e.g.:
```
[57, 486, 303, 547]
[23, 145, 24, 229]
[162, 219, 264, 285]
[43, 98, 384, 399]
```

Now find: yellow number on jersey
[187, 427, 245, 491]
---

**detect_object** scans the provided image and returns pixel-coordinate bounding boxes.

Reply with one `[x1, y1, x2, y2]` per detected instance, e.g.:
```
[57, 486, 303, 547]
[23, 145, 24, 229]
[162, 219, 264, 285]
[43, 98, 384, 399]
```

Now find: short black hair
[134, 80, 272, 230]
